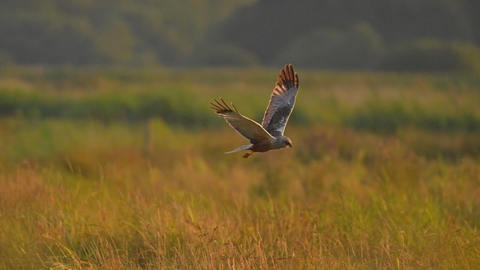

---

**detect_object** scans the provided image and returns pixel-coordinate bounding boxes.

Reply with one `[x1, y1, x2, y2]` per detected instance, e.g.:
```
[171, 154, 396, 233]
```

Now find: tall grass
[0, 68, 480, 269]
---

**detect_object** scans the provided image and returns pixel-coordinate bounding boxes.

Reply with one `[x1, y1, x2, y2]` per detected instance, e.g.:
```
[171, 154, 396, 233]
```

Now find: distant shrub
[378, 39, 480, 72]
[346, 101, 410, 134]
[0, 89, 219, 128]
[0, 51, 13, 66]
[416, 111, 480, 133]
[346, 99, 480, 134]
[190, 44, 259, 67]
[274, 22, 385, 69]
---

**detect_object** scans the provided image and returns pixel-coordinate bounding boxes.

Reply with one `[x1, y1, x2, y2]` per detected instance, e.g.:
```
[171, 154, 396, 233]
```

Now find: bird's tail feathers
[225, 144, 252, 154]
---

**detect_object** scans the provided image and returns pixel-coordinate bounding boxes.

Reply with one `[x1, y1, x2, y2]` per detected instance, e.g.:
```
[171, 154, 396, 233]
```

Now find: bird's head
[283, 137, 293, 148]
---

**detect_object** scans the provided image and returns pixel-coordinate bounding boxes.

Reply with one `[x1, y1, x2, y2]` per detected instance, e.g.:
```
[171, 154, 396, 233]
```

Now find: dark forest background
[1, 0, 480, 71]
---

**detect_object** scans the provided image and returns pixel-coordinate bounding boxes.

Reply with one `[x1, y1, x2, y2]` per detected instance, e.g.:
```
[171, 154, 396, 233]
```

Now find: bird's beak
[288, 142, 293, 148]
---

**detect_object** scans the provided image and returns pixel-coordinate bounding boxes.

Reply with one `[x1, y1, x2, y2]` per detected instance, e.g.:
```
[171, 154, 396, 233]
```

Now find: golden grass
[0, 121, 479, 269]
[0, 69, 480, 269]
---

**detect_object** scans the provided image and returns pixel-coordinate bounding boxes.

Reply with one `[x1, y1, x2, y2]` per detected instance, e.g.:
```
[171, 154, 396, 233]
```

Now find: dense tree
[378, 39, 480, 72]
[0, 0, 253, 66]
[274, 22, 385, 69]
[464, 0, 480, 44]
[214, 0, 478, 68]
[0, 0, 479, 70]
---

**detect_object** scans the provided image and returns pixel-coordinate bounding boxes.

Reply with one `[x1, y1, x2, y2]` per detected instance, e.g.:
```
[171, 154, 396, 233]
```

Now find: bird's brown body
[210, 64, 299, 158]
[250, 140, 274, 153]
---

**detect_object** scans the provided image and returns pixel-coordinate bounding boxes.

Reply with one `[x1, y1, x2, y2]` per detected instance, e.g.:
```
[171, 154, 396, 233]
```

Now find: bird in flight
[210, 64, 299, 158]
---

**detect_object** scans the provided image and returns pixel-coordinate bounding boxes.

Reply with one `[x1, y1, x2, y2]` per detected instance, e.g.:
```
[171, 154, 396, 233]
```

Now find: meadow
[0, 67, 480, 269]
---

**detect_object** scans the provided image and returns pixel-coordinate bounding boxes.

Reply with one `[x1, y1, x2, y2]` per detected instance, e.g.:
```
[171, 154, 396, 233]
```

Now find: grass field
[1, 68, 480, 269]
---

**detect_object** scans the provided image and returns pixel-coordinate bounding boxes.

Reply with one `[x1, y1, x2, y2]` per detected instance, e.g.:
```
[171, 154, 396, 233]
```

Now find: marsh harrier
[210, 64, 299, 158]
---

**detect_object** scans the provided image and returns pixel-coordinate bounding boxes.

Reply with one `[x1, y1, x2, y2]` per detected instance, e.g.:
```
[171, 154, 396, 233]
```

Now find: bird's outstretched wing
[210, 98, 274, 144]
[261, 64, 299, 137]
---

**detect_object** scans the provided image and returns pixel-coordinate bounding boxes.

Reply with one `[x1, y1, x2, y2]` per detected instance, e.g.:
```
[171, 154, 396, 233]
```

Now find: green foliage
[1, 0, 479, 70]
[0, 15, 100, 65]
[0, 90, 219, 127]
[378, 39, 480, 72]
[346, 97, 480, 134]
[216, 0, 477, 68]
[0, 0, 254, 66]
[367, 0, 473, 43]
[2, 68, 480, 134]
[275, 22, 385, 69]
[0, 51, 13, 66]
[190, 44, 259, 67]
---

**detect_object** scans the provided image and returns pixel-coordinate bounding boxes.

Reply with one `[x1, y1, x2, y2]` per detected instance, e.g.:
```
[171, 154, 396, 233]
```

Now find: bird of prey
[210, 64, 299, 158]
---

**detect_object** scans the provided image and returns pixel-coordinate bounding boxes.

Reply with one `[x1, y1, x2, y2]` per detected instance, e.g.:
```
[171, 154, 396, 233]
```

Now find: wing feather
[210, 98, 274, 144]
[261, 64, 299, 137]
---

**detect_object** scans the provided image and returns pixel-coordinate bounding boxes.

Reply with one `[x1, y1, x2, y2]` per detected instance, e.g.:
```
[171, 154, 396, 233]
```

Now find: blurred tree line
[1, 0, 480, 71]
[0, 0, 254, 66]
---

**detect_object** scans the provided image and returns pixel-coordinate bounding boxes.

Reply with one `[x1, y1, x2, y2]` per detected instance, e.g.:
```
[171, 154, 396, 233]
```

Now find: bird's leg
[242, 151, 253, 158]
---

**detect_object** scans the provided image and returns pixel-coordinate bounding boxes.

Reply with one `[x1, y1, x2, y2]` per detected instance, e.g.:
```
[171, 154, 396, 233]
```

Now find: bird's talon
[243, 152, 253, 158]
